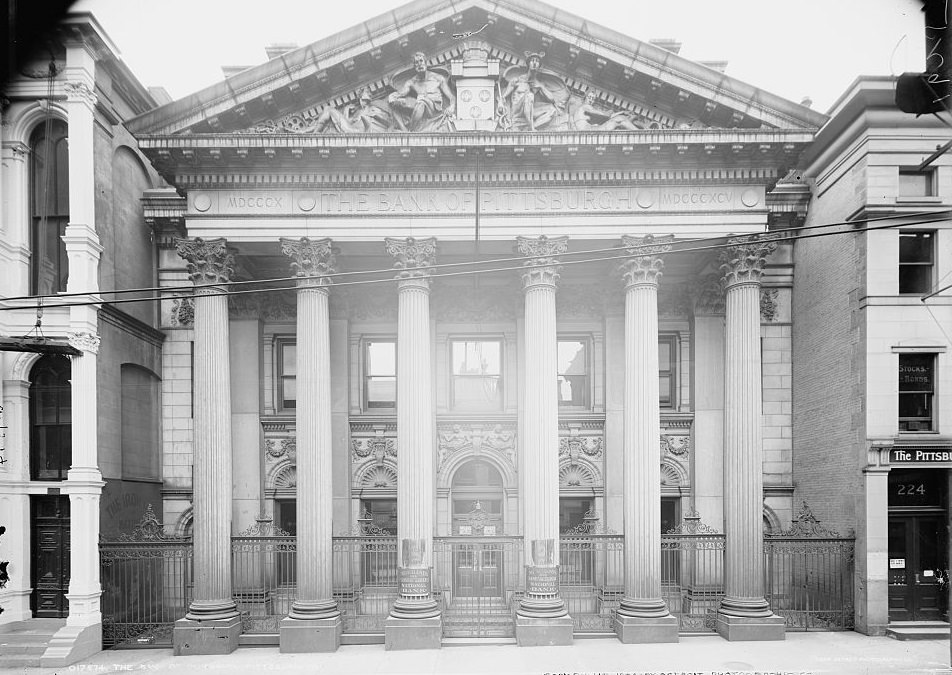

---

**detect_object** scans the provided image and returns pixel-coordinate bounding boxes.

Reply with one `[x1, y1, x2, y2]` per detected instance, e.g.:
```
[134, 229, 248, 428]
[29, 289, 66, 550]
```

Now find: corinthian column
[384, 237, 442, 650]
[279, 237, 341, 652]
[715, 236, 785, 641]
[515, 235, 573, 647]
[172, 237, 241, 655]
[614, 235, 679, 644]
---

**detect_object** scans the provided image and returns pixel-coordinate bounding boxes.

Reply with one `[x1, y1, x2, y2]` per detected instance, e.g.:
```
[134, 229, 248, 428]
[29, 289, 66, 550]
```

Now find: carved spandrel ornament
[351, 437, 396, 464]
[558, 435, 604, 461]
[760, 288, 779, 322]
[719, 236, 777, 288]
[169, 297, 194, 327]
[175, 237, 235, 285]
[264, 437, 296, 462]
[280, 237, 337, 286]
[385, 237, 437, 280]
[619, 234, 674, 287]
[660, 434, 690, 457]
[437, 423, 515, 470]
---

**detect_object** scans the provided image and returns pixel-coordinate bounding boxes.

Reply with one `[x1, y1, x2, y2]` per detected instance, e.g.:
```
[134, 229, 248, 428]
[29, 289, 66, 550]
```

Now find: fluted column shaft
[282, 238, 339, 620]
[387, 237, 439, 619]
[719, 240, 776, 618]
[176, 238, 238, 621]
[617, 235, 672, 618]
[517, 235, 568, 619]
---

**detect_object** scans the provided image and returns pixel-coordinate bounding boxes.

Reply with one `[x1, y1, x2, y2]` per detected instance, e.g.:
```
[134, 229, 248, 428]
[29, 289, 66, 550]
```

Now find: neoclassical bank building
[9, 0, 889, 660]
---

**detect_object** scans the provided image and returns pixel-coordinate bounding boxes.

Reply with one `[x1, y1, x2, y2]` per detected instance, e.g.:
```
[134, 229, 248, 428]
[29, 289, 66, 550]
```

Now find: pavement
[4, 633, 951, 675]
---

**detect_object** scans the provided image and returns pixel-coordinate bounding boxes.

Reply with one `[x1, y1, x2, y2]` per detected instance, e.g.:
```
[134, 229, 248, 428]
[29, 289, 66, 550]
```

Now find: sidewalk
[7, 633, 951, 675]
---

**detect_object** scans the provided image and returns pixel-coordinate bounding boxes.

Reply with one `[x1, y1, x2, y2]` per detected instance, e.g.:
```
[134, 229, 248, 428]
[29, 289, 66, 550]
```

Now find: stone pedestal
[515, 616, 574, 647]
[279, 617, 343, 653]
[384, 238, 441, 649]
[715, 238, 784, 642]
[173, 238, 240, 655]
[615, 236, 678, 644]
[172, 616, 242, 656]
[279, 238, 341, 653]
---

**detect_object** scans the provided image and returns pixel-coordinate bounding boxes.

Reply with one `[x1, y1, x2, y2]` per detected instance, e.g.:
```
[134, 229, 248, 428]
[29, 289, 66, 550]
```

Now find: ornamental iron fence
[661, 514, 726, 633]
[764, 502, 855, 631]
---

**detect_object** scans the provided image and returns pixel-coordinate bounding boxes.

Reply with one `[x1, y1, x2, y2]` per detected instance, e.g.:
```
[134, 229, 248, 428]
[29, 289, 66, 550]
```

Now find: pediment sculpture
[244, 47, 661, 135]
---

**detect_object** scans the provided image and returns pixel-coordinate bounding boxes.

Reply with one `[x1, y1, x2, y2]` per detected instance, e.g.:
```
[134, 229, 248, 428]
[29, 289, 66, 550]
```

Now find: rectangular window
[899, 353, 935, 432]
[659, 335, 677, 409]
[277, 340, 296, 412]
[899, 170, 934, 198]
[451, 339, 502, 410]
[558, 339, 589, 407]
[364, 339, 396, 410]
[899, 232, 934, 294]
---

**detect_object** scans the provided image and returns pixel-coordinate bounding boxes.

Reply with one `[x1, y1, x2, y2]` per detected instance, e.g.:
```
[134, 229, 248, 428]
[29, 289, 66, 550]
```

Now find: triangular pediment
[126, 0, 826, 138]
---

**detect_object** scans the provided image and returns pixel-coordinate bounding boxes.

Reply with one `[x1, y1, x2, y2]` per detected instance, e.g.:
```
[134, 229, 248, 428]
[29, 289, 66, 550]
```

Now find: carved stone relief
[437, 423, 516, 471]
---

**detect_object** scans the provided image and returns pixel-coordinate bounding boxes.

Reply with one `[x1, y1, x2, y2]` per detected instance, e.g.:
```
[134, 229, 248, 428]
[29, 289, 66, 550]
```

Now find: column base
[39, 620, 101, 667]
[715, 612, 785, 641]
[384, 615, 442, 650]
[279, 616, 341, 653]
[172, 615, 241, 656]
[614, 613, 679, 643]
[515, 615, 573, 647]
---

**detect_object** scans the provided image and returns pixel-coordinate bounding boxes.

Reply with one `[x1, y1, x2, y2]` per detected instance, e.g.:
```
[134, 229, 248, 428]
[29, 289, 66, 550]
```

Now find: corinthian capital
[64, 81, 97, 107]
[619, 234, 673, 288]
[719, 236, 777, 288]
[385, 237, 437, 280]
[68, 331, 100, 354]
[517, 235, 568, 289]
[175, 237, 235, 285]
[280, 237, 336, 287]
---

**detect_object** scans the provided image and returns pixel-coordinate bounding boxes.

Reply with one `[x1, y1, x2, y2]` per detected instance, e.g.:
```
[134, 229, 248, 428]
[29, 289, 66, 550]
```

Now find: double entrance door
[453, 543, 502, 598]
[888, 514, 947, 621]
[438, 538, 515, 638]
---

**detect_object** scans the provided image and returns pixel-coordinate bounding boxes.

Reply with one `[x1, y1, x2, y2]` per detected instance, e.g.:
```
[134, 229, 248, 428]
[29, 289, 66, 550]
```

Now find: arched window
[30, 355, 72, 480]
[30, 119, 69, 295]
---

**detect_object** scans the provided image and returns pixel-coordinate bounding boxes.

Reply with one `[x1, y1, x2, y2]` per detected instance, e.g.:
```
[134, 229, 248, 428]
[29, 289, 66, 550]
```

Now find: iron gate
[559, 535, 625, 633]
[433, 537, 523, 638]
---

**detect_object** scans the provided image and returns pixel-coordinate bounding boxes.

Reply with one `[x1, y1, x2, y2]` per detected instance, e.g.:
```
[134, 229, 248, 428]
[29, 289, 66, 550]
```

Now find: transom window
[451, 339, 502, 410]
[899, 232, 934, 295]
[899, 353, 935, 432]
[364, 339, 396, 410]
[276, 339, 296, 412]
[558, 339, 589, 407]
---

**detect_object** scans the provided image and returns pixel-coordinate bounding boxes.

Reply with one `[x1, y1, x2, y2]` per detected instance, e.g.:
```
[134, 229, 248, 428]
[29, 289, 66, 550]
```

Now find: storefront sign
[889, 558, 905, 569]
[890, 448, 952, 463]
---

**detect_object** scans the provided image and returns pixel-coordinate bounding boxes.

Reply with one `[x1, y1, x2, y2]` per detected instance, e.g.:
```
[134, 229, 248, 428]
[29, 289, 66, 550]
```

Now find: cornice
[99, 303, 166, 348]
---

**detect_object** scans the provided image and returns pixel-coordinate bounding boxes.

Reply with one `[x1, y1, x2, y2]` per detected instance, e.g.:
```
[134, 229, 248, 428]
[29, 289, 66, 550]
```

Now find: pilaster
[716, 237, 784, 641]
[515, 235, 573, 646]
[279, 237, 342, 652]
[614, 235, 678, 643]
[172, 237, 241, 655]
[384, 237, 442, 650]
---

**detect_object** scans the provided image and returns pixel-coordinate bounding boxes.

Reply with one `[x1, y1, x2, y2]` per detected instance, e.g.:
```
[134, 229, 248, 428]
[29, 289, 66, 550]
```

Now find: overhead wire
[2, 211, 950, 313]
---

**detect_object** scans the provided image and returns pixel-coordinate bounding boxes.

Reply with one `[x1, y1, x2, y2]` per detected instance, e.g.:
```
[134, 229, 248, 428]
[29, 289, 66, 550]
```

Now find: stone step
[886, 622, 949, 640]
[0, 655, 43, 668]
[0, 642, 48, 655]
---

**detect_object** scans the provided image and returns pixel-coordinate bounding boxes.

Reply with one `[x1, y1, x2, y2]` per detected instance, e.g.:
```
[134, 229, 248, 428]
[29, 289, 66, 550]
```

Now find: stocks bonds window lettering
[899, 353, 935, 432]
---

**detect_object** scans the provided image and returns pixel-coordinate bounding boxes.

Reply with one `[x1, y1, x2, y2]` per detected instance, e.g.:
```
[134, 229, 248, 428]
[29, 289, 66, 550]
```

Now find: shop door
[454, 544, 502, 598]
[31, 495, 70, 618]
[888, 515, 946, 621]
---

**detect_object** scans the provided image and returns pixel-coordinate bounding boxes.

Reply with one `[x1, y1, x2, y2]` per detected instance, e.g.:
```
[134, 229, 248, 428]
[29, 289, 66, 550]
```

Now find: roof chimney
[265, 43, 298, 60]
[221, 65, 252, 79]
[800, 96, 813, 108]
[699, 60, 728, 73]
[649, 39, 682, 55]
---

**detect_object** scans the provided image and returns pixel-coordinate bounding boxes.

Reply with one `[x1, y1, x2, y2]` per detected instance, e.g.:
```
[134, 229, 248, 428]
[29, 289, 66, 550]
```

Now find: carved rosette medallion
[264, 437, 297, 462]
[67, 331, 100, 355]
[175, 237, 235, 286]
[385, 237, 437, 283]
[517, 235, 568, 289]
[719, 236, 777, 288]
[619, 234, 673, 288]
[660, 434, 690, 457]
[280, 237, 336, 288]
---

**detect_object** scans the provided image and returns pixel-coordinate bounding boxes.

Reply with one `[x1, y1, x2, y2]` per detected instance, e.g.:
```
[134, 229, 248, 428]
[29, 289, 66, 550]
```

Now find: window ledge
[895, 196, 943, 204]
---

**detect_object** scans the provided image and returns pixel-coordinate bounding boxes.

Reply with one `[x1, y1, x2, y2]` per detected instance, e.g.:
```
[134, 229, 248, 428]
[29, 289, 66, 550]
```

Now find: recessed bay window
[451, 339, 502, 410]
